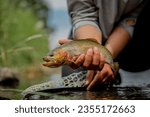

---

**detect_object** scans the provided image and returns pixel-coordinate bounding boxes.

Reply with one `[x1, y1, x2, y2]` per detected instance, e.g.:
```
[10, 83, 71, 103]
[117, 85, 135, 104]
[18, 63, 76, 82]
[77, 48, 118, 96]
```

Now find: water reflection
[22, 87, 150, 100]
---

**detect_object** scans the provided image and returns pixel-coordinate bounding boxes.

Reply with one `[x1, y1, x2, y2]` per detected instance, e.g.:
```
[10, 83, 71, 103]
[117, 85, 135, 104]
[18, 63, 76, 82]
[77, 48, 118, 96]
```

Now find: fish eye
[49, 54, 53, 57]
[48, 53, 53, 57]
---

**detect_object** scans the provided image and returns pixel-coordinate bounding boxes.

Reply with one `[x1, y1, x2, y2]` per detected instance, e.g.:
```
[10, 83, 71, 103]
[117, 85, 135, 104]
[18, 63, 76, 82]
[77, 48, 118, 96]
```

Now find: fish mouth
[43, 56, 52, 62]
[43, 57, 63, 68]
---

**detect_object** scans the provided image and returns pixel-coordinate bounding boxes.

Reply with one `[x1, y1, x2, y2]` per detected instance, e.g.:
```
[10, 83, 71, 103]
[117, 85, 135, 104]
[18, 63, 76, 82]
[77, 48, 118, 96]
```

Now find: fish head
[43, 48, 67, 68]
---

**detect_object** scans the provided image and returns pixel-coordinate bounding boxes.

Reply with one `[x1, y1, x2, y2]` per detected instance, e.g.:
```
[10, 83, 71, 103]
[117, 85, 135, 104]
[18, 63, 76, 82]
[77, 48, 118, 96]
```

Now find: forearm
[105, 26, 131, 59]
[74, 25, 102, 44]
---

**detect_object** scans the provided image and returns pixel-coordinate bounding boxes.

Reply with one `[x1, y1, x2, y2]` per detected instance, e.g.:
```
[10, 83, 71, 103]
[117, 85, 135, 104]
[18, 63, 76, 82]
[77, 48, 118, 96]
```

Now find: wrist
[105, 26, 131, 59]
[74, 25, 102, 44]
[105, 44, 116, 59]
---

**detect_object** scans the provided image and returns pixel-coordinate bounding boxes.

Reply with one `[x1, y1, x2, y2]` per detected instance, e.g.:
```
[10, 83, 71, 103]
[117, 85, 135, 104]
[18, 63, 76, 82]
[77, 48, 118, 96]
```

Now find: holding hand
[85, 64, 115, 90]
[59, 39, 115, 90]
[59, 39, 105, 69]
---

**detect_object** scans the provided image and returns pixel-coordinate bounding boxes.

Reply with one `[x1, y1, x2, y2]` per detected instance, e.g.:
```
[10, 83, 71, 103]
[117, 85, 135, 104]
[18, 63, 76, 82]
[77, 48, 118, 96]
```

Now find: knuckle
[75, 56, 84, 65]
[83, 59, 92, 68]
[93, 60, 99, 66]
[96, 71, 101, 77]
[94, 51, 100, 56]
[85, 53, 92, 59]
[107, 68, 113, 76]
[83, 63, 90, 68]
[108, 72, 113, 77]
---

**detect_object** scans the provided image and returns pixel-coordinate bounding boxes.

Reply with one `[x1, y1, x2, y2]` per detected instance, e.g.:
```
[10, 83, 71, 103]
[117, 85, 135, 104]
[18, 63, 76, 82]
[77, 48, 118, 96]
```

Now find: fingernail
[87, 48, 93, 55]
[88, 48, 92, 52]
[72, 56, 77, 61]
[87, 86, 90, 91]
[94, 47, 98, 51]
[80, 54, 85, 58]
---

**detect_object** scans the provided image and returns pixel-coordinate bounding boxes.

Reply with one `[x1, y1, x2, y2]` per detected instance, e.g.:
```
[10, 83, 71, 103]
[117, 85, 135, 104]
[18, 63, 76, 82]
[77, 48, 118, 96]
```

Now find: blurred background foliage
[0, 0, 49, 68]
[0, 0, 53, 90]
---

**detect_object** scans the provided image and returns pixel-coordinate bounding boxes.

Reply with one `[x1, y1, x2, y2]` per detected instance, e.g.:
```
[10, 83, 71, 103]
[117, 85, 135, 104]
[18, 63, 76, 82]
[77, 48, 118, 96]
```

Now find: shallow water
[0, 69, 150, 100]
[0, 86, 150, 100]
[22, 86, 150, 100]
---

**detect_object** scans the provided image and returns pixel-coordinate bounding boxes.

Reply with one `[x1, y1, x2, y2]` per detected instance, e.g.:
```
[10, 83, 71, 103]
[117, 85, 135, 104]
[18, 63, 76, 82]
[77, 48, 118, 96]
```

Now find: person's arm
[67, 0, 102, 43]
[74, 25, 102, 44]
[83, 26, 131, 90]
[105, 26, 131, 59]
[65, 0, 145, 90]
[67, 0, 104, 68]
[105, 1, 145, 59]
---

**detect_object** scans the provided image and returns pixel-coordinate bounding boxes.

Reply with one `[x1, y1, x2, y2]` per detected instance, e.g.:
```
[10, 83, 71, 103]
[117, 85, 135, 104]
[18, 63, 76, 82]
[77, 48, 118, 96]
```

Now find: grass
[0, 0, 49, 67]
[0, 0, 53, 92]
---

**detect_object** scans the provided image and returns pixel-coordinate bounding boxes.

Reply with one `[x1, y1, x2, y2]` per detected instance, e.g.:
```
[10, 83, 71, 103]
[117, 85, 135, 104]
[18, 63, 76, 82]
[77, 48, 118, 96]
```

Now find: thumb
[58, 39, 72, 45]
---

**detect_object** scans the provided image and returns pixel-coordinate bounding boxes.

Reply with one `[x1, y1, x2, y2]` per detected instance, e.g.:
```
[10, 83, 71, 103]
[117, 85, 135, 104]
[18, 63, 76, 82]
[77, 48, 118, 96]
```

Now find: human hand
[72, 47, 105, 70]
[85, 63, 115, 90]
[59, 39, 105, 70]
[58, 39, 115, 90]
[58, 39, 72, 45]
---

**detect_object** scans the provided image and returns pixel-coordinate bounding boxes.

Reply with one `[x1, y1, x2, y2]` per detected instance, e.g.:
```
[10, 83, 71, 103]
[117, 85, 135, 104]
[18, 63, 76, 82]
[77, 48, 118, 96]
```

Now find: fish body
[43, 39, 119, 73]
[22, 39, 119, 96]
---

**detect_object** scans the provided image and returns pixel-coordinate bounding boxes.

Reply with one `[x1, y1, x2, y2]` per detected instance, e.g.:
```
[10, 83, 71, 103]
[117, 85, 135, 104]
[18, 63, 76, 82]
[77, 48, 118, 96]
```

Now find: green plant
[0, 0, 49, 68]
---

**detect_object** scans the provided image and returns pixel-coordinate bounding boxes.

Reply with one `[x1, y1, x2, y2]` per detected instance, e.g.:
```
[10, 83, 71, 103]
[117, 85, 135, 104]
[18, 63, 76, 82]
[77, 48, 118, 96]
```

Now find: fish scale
[22, 39, 119, 96]
[43, 39, 118, 72]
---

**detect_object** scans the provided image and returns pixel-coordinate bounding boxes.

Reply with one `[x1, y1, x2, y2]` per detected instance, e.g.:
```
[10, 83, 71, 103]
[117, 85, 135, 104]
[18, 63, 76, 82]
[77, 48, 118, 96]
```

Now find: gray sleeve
[67, 0, 101, 37]
[118, 2, 144, 37]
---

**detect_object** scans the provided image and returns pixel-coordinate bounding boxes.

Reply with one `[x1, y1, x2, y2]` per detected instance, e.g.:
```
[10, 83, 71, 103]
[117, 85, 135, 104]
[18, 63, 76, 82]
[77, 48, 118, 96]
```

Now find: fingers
[83, 48, 93, 68]
[71, 48, 96, 69]
[86, 64, 115, 90]
[99, 53, 105, 70]
[83, 47, 105, 69]
[85, 70, 95, 86]
[83, 47, 102, 69]
[74, 54, 85, 66]
[70, 54, 85, 69]
[87, 71, 101, 90]
[58, 40, 105, 70]
[100, 64, 113, 80]
[92, 47, 100, 66]
[58, 39, 72, 45]
[100, 64, 115, 84]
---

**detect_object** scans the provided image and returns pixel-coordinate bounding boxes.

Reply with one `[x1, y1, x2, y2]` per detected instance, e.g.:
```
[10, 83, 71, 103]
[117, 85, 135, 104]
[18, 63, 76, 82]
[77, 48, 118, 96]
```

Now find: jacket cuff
[119, 18, 137, 37]
[72, 20, 101, 38]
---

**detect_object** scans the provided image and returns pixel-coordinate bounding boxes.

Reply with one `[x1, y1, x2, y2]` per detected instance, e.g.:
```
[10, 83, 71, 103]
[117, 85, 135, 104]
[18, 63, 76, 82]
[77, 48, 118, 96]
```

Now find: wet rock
[0, 67, 19, 88]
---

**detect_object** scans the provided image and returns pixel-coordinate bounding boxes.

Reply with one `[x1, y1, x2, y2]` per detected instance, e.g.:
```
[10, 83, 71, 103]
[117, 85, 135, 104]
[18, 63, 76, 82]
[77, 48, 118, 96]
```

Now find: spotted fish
[22, 39, 119, 96]
[43, 39, 119, 72]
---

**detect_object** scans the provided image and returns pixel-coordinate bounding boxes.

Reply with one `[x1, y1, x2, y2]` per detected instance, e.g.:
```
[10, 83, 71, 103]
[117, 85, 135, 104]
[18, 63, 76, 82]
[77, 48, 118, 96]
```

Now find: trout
[22, 39, 119, 96]
[43, 39, 119, 73]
